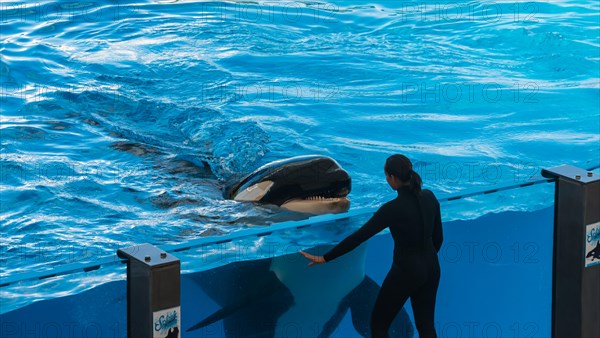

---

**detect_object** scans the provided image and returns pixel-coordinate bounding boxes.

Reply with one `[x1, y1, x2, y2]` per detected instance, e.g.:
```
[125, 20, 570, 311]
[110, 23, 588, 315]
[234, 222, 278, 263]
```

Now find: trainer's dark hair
[384, 154, 422, 194]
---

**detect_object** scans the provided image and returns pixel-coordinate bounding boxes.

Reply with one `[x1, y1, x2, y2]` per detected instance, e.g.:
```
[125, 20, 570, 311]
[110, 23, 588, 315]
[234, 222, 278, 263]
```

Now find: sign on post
[118, 244, 181, 338]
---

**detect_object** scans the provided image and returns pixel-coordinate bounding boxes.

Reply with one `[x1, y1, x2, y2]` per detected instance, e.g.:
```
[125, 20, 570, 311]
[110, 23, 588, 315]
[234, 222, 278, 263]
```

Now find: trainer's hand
[299, 251, 326, 266]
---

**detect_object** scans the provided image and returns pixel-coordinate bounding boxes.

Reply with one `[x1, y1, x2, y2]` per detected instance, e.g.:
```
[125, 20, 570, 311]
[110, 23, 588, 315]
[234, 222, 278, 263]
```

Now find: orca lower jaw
[280, 196, 350, 215]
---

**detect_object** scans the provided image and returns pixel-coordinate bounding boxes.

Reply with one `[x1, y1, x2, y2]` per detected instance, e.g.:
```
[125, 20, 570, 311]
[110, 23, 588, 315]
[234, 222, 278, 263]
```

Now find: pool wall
[0, 206, 553, 338]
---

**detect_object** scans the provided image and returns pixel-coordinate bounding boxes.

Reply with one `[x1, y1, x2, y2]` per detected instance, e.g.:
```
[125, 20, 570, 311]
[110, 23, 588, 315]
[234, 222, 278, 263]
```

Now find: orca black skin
[186, 251, 414, 338]
[224, 155, 351, 206]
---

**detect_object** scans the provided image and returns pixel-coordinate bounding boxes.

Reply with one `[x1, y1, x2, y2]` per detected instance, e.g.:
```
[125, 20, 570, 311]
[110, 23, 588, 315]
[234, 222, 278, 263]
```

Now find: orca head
[224, 155, 351, 215]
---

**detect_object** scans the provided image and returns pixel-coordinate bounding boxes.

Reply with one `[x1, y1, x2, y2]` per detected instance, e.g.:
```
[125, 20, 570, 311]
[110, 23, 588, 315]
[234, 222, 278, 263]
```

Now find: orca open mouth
[294, 186, 351, 201]
[303, 196, 345, 201]
[279, 187, 351, 215]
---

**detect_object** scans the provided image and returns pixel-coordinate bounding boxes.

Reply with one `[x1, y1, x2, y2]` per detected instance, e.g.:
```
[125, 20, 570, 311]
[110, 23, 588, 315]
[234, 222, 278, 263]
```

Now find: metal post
[542, 165, 600, 338]
[117, 243, 181, 338]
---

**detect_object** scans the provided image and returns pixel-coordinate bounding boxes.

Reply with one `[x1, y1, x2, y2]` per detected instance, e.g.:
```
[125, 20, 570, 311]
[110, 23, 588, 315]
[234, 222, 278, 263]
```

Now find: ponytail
[408, 169, 422, 194]
[384, 154, 422, 194]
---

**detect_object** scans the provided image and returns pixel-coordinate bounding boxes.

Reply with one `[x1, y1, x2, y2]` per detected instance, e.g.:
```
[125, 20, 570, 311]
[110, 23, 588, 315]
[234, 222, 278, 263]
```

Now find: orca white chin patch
[280, 197, 350, 215]
[233, 180, 274, 201]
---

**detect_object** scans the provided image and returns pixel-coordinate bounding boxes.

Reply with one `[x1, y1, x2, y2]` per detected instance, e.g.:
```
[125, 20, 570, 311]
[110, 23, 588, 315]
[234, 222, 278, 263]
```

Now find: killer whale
[224, 155, 351, 215]
[109, 144, 351, 216]
[186, 245, 414, 338]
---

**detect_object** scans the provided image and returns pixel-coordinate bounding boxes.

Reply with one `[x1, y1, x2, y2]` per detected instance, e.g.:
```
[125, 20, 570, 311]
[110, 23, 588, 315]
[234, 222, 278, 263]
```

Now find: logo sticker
[585, 222, 600, 268]
[153, 306, 180, 338]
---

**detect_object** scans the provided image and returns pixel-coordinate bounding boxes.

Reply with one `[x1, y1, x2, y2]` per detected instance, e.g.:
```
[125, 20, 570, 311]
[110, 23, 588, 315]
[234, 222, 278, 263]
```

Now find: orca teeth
[304, 196, 337, 201]
[302, 191, 349, 201]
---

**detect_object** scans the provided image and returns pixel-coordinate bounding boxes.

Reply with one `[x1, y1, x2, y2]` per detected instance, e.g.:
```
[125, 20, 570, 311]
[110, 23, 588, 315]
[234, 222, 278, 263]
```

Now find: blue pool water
[0, 0, 599, 319]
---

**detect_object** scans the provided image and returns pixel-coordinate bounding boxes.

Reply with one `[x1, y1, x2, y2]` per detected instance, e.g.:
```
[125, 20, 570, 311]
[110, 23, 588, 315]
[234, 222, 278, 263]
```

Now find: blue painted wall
[0, 207, 553, 337]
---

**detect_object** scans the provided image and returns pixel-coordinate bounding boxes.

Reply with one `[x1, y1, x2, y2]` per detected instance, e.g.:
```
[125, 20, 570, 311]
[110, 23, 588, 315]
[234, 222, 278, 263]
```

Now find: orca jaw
[226, 155, 351, 215]
[280, 196, 350, 215]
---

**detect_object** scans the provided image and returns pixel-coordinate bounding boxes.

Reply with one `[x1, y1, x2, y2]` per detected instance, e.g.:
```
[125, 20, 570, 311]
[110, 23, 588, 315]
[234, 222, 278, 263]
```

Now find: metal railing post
[542, 165, 600, 338]
[117, 243, 181, 338]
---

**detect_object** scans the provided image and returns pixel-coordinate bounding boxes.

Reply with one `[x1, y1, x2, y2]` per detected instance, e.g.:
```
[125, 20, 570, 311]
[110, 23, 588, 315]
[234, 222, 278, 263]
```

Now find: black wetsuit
[323, 186, 443, 338]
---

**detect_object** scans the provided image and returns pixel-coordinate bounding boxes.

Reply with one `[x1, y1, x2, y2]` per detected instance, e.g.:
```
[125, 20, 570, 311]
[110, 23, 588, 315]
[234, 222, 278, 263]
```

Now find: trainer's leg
[410, 263, 440, 338]
[371, 266, 411, 338]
